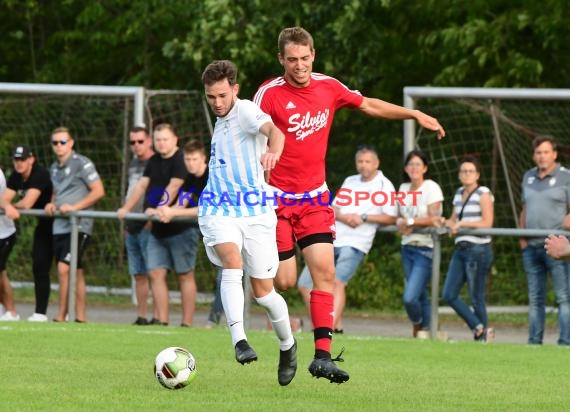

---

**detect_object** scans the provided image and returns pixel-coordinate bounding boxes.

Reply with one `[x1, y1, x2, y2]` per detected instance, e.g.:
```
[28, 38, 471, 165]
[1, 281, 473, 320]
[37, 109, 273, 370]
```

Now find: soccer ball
[154, 346, 197, 389]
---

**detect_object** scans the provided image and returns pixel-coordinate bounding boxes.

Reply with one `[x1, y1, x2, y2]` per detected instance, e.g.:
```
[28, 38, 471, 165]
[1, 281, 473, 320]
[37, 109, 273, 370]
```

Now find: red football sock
[310, 289, 334, 354]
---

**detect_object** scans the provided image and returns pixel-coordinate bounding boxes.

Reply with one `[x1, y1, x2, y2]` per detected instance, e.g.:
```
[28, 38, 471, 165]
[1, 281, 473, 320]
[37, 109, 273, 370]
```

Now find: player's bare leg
[274, 255, 297, 291]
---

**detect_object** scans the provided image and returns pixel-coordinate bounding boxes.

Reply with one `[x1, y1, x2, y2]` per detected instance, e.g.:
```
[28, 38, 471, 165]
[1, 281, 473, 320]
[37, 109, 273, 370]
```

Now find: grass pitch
[1, 322, 568, 411]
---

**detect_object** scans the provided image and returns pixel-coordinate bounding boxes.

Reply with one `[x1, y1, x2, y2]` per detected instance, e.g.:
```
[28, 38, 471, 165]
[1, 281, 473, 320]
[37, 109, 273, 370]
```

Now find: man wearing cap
[1, 145, 54, 322]
[45, 127, 105, 323]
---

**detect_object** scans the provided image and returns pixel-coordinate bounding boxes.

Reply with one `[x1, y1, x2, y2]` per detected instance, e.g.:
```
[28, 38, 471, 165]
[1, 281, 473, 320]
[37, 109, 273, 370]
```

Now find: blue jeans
[125, 229, 150, 276]
[401, 245, 433, 329]
[522, 244, 570, 345]
[442, 242, 493, 332]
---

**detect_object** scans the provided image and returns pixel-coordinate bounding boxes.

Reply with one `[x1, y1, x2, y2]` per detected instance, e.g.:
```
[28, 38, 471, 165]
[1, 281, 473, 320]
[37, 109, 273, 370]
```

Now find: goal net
[404, 87, 570, 303]
[0, 85, 212, 291]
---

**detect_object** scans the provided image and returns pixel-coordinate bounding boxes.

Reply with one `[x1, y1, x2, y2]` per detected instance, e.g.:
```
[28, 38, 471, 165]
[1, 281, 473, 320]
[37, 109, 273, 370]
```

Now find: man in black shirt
[155, 140, 223, 327]
[118, 124, 197, 326]
[1, 145, 53, 322]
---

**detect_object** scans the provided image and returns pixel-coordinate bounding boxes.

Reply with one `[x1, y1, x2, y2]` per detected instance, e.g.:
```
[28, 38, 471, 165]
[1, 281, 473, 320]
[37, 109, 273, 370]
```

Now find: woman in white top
[442, 155, 494, 341]
[396, 150, 444, 337]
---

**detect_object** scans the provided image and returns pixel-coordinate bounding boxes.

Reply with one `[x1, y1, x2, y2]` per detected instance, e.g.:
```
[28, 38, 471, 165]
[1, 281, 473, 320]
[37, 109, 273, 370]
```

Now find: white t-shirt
[333, 171, 397, 254]
[397, 179, 443, 248]
[0, 168, 16, 239]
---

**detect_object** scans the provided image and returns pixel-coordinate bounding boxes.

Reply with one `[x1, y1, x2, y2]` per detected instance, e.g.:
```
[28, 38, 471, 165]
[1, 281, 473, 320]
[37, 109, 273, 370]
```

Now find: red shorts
[275, 191, 336, 253]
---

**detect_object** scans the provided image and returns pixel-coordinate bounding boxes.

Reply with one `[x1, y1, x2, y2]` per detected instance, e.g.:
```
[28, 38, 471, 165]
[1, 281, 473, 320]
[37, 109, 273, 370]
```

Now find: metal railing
[377, 226, 570, 339]
[6, 209, 570, 338]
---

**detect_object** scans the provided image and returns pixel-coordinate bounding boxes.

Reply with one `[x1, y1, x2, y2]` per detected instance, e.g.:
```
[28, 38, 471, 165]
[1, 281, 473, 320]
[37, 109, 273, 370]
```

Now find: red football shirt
[254, 73, 364, 194]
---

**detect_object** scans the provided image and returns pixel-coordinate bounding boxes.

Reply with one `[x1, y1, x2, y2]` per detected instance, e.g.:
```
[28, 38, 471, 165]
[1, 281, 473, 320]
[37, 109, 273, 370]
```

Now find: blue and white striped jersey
[198, 99, 276, 217]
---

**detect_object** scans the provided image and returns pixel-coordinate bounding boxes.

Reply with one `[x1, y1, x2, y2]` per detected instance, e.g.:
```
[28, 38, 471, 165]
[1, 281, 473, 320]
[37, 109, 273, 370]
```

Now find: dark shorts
[53, 233, 91, 269]
[0, 233, 17, 271]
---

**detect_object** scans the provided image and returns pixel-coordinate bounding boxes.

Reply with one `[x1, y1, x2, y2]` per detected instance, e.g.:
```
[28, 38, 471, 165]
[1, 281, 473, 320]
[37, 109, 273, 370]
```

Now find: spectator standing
[298, 145, 397, 332]
[123, 126, 156, 325]
[442, 155, 494, 341]
[118, 124, 196, 327]
[0, 167, 18, 321]
[1, 145, 54, 322]
[520, 135, 570, 345]
[395, 150, 444, 337]
[198, 60, 297, 386]
[154, 140, 217, 327]
[45, 127, 105, 322]
[253, 26, 444, 383]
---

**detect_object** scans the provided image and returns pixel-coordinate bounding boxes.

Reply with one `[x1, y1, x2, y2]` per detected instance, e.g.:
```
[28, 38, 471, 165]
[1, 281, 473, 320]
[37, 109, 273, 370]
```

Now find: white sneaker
[28, 313, 48, 322]
[0, 311, 20, 321]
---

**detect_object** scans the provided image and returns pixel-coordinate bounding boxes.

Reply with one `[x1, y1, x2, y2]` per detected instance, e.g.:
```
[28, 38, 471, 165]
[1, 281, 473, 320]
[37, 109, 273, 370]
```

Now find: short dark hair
[130, 125, 149, 135]
[201, 60, 238, 86]
[183, 139, 206, 156]
[355, 144, 379, 160]
[402, 149, 431, 182]
[532, 135, 557, 151]
[459, 154, 481, 173]
[278, 27, 314, 56]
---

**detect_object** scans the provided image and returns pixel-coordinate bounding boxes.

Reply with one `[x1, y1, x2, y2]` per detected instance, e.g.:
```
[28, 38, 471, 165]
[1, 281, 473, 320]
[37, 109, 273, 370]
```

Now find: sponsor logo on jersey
[287, 109, 330, 141]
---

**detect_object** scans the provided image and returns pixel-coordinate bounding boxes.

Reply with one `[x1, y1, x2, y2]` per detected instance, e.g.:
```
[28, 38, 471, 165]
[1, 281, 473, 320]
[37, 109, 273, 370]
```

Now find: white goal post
[404, 87, 570, 225]
[0, 82, 145, 125]
[0, 82, 213, 322]
[402, 87, 570, 338]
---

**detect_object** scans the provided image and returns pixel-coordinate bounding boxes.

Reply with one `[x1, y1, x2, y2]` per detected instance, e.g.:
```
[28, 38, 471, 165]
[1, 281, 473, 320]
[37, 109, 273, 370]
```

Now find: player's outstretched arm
[359, 97, 445, 139]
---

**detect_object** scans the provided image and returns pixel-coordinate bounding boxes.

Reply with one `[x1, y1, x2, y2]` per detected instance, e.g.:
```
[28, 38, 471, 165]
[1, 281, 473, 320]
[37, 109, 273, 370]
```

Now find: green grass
[1, 322, 569, 411]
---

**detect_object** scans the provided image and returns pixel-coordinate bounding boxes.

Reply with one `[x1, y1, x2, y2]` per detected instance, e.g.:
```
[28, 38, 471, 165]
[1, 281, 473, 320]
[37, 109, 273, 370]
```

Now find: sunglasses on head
[129, 139, 145, 145]
[51, 139, 68, 146]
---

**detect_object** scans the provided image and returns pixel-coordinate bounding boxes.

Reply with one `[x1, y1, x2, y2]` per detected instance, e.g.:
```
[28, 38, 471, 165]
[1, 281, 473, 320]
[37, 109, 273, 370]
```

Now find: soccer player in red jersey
[253, 26, 445, 383]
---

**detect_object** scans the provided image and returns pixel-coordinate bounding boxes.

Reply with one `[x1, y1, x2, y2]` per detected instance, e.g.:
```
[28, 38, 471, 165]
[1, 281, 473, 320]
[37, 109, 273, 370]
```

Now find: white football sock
[255, 289, 294, 351]
[221, 268, 246, 346]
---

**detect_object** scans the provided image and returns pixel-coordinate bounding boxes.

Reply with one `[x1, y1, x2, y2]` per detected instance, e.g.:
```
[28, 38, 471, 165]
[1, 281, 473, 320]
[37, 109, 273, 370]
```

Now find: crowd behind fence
[3, 84, 570, 337]
[8, 208, 570, 339]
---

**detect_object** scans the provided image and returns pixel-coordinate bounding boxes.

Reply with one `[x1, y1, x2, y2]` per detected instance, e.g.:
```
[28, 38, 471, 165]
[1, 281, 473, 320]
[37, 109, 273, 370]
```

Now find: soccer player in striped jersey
[198, 60, 297, 386]
[253, 26, 445, 383]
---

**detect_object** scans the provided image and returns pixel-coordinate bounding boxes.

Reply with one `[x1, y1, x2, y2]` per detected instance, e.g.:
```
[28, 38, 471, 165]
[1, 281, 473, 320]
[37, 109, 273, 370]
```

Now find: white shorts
[198, 212, 279, 279]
